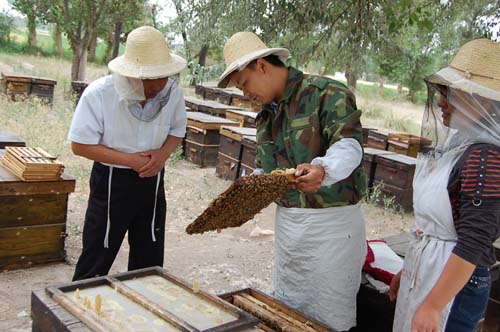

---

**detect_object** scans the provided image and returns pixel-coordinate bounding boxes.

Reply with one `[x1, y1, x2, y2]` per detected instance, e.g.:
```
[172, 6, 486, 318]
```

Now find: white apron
[273, 203, 366, 331]
[393, 149, 464, 331]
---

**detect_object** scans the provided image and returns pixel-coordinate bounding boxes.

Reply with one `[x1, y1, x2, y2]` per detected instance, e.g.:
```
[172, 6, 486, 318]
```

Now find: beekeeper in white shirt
[68, 26, 187, 281]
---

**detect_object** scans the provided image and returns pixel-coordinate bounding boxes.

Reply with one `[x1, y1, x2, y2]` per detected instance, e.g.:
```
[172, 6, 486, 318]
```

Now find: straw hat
[217, 32, 290, 88]
[426, 39, 500, 100]
[108, 26, 186, 79]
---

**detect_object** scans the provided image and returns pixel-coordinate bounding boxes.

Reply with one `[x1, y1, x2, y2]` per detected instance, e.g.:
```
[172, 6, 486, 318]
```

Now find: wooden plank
[0, 194, 67, 227]
[0, 224, 65, 269]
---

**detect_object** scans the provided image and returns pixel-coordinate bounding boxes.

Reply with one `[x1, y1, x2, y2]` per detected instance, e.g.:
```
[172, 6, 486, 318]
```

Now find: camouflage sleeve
[319, 86, 363, 147]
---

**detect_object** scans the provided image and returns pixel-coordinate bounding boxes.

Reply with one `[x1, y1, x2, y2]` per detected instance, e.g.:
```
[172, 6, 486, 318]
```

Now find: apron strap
[150, 173, 161, 243]
[104, 165, 114, 248]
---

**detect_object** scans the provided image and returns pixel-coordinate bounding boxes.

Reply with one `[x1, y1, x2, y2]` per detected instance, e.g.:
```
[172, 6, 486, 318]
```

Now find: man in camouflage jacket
[218, 32, 367, 331]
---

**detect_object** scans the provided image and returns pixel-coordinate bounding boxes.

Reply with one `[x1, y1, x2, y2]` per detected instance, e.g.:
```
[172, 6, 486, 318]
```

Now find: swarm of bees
[186, 169, 296, 234]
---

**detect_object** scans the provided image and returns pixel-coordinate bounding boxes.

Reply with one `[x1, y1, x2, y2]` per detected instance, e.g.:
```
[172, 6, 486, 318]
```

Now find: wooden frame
[42, 267, 258, 332]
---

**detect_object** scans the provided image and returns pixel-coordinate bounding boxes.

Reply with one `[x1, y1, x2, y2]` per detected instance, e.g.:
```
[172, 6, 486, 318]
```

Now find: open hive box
[1, 146, 63, 181]
[219, 288, 335, 332]
[33, 267, 261, 332]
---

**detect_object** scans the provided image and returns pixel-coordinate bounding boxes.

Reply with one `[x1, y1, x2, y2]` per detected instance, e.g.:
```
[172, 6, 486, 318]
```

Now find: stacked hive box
[226, 109, 257, 128]
[216, 126, 257, 181]
[373, 153, 417, 212]
[239, 136, 258, 177]
[184, 112, 238, 167]
[0, 150, 75, 271]
[184, 96, 243, 118]
[367, 129, 389, 151]
[363, 147, 396, 192]
[387, 133, 432, 157]
[2, 73, 57, 103]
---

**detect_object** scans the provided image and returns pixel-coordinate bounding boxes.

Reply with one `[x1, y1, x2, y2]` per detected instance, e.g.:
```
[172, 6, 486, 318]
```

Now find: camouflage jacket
[256, 67, 367, 208]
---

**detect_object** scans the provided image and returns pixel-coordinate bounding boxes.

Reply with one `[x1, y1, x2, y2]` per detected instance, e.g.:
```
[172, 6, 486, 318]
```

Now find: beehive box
[2, 73, 31, 100]
[215, 153, 240, 181]
[216, 127, 257, 181]
[387, 133, 432, 158]
[219, 288, 335, 332]
[367, 130, 389, 151]
[31, 77, 57, 103]
[32, 267, 259, 332]
[0, 128, 26, 149]
[362, 128, 376, 147]
[226, 110, 257, 128]
[71, 81, 89, 104]
[373, 153, 417, 212]
[185, 96, 244, 118]
[2, 73, 57, 103]
[0, 151, 75, 271]
[241, 136, 257, 175]
[231, 89, 262, 113]
[363, 148, 396, 191]
[184, 112, 239, 167]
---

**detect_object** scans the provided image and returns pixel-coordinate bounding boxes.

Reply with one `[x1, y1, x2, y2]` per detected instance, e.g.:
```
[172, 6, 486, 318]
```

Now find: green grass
[7, 28, 124, 64]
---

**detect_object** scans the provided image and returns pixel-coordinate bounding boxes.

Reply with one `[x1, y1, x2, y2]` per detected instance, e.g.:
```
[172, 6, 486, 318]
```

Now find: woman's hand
[389, 270, 402, 301]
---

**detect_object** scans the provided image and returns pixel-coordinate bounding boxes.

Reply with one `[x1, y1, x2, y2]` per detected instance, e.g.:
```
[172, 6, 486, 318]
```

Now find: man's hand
[411, 302, 441, 332]
[129, 153, 151, 174]
[295, 163, 325, 193]
[389, 270, 402, 301]
[138, 149, 169, 177]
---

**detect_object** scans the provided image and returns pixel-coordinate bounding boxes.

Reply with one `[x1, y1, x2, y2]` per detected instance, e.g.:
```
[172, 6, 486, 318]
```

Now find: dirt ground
[0, 157, 413, 331]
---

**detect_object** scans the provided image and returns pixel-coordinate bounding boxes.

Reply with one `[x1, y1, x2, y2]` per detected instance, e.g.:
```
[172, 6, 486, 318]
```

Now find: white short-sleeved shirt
[68, 75, 186, 164]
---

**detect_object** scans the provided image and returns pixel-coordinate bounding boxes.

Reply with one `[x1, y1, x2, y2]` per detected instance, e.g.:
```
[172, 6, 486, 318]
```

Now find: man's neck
[274, 66, 289, 101]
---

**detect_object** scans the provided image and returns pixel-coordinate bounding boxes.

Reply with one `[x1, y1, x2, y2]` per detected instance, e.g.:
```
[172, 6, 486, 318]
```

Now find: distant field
[6, 27, 124, 64]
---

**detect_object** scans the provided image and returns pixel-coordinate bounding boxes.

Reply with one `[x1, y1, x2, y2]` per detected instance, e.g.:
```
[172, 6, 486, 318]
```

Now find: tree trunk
[71, 41, 89, 81]
[345, 65, 358, 91]
[27, 13, 37, 50]
[111, 21, 123, 60]
[87, 34, 97, 62]
[55, 24, 63, 58]
[198, 44, 209, 67]
[71, 43, 82, 81]
[378, 77, 384, 95]
[397, 82, 403, 94]
[408, 89, 416, 103]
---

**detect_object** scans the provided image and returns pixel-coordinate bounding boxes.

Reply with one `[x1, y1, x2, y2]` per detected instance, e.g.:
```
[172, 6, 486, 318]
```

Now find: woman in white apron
[391, 39, 500, 332]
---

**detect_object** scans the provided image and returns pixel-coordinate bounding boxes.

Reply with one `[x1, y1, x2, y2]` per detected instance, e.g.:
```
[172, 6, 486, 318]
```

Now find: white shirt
[68, 75, 186, 161]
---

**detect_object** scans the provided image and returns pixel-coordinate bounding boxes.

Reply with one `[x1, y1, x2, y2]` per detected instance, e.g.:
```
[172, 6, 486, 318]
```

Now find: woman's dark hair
[247, 54, 285, 69]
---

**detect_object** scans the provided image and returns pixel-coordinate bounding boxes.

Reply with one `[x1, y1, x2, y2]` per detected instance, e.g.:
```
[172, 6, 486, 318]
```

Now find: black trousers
[73, 162, 166, 281]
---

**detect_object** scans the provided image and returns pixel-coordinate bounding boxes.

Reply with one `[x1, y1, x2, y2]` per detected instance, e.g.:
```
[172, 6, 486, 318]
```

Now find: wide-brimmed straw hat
[108, 26, 186, 79]
[217, 32, 290, 88]
[426, 39, 500, 101]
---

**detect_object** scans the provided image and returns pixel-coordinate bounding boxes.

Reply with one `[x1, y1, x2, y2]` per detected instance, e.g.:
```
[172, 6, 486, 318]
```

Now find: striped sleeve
[451, 145, 500, 267]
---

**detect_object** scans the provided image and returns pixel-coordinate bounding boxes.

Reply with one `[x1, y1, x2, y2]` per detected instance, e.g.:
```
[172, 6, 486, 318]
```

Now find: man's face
[142, 77, 168, 99]
[229, 60, 276, 106]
